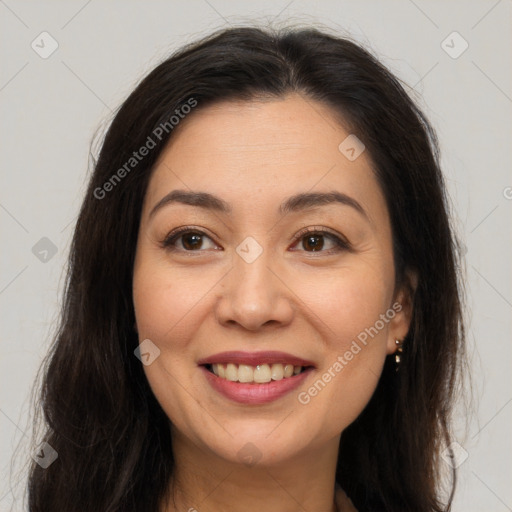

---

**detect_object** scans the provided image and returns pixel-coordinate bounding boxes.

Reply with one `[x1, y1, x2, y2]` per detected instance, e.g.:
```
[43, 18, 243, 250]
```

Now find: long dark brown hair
[27, 24, 466, 512]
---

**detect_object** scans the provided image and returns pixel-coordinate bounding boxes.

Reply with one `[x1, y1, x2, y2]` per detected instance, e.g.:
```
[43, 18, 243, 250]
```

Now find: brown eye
[162, 228, 217, 252]
[291, 227, 350, 254]
[302, 234, 325, 251]
[180, 233, 204, 250]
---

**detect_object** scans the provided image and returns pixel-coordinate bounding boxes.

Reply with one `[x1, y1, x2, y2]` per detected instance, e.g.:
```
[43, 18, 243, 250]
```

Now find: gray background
[1, 1, 511, 510]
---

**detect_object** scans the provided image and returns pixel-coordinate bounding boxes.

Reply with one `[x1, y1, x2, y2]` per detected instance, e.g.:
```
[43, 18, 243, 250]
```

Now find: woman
[28, 25, 466, 512]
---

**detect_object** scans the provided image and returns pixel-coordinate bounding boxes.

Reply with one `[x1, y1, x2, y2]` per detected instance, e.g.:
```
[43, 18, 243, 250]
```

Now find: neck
[161, 428, 341, 512]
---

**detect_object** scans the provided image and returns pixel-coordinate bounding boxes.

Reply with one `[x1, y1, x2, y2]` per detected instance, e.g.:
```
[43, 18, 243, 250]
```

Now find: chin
[198, 423, 315, 468]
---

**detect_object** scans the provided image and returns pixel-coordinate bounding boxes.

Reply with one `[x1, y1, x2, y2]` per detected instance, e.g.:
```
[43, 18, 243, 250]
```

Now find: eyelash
[160, 225, 350, 255]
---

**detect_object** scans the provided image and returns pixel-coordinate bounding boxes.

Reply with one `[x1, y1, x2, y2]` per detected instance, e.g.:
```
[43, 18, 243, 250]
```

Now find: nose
[214, 246, 295, 332]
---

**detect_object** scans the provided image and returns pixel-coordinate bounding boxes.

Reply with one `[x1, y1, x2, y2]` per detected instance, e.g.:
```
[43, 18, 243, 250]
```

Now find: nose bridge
[215, 236, 293, 330]
[234, 239, 273, 297]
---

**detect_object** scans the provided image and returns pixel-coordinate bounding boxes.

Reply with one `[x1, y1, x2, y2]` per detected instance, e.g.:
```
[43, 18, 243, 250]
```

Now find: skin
[132, 94, 415, 512]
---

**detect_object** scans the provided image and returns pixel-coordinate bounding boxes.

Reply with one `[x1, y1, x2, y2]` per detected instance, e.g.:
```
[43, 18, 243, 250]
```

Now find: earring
[395, 339, 404, 371]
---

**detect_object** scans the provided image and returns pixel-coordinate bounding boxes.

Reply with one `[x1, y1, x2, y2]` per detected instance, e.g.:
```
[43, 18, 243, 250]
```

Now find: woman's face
[132, 94, 412, 466]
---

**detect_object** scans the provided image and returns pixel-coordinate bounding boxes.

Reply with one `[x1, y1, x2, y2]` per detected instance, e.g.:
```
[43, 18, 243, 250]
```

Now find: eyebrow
[149, 189, 369, 220]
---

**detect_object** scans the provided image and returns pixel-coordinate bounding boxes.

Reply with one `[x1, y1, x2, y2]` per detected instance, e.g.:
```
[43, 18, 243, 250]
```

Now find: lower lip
[200, 366, 314, 405]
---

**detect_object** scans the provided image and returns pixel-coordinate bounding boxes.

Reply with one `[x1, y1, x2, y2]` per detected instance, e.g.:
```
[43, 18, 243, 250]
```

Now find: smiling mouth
[203, 363, 312, 384]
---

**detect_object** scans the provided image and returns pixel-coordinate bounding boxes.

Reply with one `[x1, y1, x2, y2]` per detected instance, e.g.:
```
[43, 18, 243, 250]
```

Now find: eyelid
[292, 225, 349, 245]
[160, 225, 219, 250]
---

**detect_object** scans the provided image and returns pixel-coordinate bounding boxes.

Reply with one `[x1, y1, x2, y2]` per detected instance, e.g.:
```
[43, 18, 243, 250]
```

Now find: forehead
[142, 94, 386, 224]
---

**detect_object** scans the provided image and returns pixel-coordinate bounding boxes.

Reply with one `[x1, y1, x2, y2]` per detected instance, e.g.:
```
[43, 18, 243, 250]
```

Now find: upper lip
[197, 351, 316, 367]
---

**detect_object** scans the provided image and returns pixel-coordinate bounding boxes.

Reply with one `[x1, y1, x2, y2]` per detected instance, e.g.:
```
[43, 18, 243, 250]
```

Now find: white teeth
[225, 363, 238, 381]
[238, 364, 253, 383]
[253, 364, 271, 383]
[270, 363, 284, 380]
[283, 364, 294, 378]
[210, 363, 305, 383]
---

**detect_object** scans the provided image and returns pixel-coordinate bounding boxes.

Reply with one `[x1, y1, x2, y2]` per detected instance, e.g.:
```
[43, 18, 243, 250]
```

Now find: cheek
[132, 259, 216, 346]
[295, 261, 393, 347]
[292, 264, 392, 428]
[132, 258, 215, 424]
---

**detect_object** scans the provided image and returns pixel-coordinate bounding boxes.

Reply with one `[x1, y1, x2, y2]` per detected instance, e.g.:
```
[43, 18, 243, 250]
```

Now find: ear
[385, 269, 417, 355]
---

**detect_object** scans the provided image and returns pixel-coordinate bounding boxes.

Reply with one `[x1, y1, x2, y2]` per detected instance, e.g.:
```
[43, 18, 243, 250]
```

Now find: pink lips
[197, 351, 316, 405]
[197, 350, 315, 367]
[200, 365, 314, 404]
